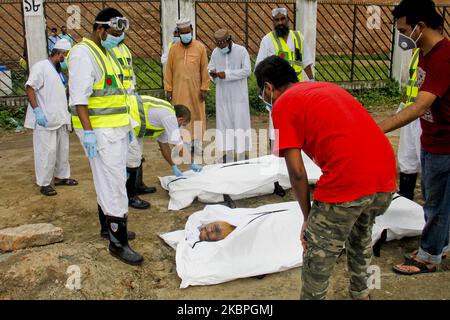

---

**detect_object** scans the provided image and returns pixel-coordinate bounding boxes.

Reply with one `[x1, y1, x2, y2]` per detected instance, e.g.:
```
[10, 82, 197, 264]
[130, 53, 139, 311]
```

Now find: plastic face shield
[95, 17, 129, 31]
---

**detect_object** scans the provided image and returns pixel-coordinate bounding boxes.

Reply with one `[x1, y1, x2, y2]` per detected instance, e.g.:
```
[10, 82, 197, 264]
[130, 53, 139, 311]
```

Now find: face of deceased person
[199, 221, 236, 242]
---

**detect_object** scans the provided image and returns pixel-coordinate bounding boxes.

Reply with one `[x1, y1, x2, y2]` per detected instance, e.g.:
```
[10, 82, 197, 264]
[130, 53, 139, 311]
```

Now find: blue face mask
[258, 84, 273, 112]
[101, 33, 124, 49]
[173, 36, 181, 43]
[180, 33, 193, 44]
[60, 57, 67, 70]
[220, 46, 230, 55]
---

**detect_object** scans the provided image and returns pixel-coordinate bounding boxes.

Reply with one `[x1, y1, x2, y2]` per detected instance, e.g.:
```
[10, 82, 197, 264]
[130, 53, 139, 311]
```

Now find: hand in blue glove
[171, 165, 183, 177]
[190, 163, 203, 172]
[83, 130, 97, 159]
[33, 107, 48, 128]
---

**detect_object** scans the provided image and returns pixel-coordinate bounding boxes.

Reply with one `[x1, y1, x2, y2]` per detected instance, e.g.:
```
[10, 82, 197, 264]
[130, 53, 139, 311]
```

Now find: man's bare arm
[284, 148, 311, 220]
[75, 105, 93, 130]
[26, 85, 38, 109]
[158, 141, 185, 166]
[379, 91, 437, 133]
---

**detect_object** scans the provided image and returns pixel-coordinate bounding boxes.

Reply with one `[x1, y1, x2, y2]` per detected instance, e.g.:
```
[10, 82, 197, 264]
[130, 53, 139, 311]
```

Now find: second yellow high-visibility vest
[405, 48, 420, 106]
[111, 43, 134, 91]
[269, 30, 304, 81]
[129, 94, 176, 138]
[68, 38, 129, 129]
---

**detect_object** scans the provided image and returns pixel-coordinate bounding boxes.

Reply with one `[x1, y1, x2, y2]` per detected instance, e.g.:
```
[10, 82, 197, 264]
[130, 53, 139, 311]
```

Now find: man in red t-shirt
[255, 56, 397, 300]
[379, 0, 449, 276]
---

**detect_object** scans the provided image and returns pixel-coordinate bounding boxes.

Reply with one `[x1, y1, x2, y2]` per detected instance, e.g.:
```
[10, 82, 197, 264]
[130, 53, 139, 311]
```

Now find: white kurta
[25, 59, 71, 186]
[208, 43, 252, 153]
[255, 32, 314, 142]
[69, 44, 131, 218]
[24, 60, 71, 130]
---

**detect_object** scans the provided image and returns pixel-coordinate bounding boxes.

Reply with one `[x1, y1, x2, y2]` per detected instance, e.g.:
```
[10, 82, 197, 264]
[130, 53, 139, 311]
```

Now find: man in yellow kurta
[164, 18, 210, 155]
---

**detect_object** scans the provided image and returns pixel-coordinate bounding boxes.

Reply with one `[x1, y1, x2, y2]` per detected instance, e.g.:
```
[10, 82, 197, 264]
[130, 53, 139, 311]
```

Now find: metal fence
[195, 0, 296, 58]
[437, 5, 449, 38]
[0, 0, 26, 101]
[44, 0, 162, 94]
[315, 0, 395, 83]
[0, 0, 449, 106]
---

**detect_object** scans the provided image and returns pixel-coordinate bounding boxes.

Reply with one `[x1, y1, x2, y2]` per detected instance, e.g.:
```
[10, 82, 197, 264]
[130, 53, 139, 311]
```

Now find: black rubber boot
[126, 167, 151, 210]
[136, 163, 156, 195]
[398, 172, 418, 201]
[106, 215, 144, 266]
[98, 204, 135, 240]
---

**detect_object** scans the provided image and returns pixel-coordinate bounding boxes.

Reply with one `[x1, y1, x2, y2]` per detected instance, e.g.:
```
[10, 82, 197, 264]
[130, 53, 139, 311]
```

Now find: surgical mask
[173, 36, 181, 43]
[398, 25, 422, 51]
[101, 33, 124, 49]
[220, 44, 231, 55]
[60, 57, 67, 70]
[180, 33, 192, 44]
[258, 84, 273, 112]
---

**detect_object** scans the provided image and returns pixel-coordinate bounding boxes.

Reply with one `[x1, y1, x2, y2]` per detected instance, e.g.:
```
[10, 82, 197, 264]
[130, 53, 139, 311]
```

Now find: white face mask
[398, 24, 423, 51]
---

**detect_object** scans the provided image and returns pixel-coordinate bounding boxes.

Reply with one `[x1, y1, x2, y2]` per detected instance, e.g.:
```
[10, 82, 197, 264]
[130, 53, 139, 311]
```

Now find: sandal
[54, 178, 78, 186]
[405, 250, 447, 261]
[392, 258, 437, 275]
[40, 185, 57, 196]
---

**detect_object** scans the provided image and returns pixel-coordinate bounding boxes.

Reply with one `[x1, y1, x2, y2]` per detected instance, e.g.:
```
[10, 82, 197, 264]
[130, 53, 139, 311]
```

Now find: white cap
[176, 17, 191, 29]
[272, 7, 288, 18]
[54, 39, 72, 51]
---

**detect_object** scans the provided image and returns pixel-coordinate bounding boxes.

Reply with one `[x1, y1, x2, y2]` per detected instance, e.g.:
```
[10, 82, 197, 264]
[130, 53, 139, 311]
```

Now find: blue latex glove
[190, 163, 203, 172]
[83, 130, 97, 159]
[33, 107, 48, 128]
[171, 165, 183, 177]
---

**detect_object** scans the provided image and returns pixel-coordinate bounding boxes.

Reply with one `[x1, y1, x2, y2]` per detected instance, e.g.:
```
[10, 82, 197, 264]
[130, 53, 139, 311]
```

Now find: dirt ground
[0, 112, 449, 300]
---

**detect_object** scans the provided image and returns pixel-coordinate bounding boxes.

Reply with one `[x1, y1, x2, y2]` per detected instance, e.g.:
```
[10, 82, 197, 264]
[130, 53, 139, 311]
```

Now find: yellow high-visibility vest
[111, 43, 134, 91]
[129, 94, 175, 138]
[405, 48, 420, 106]
[68, 38, 129, 129]
[269, 30, 304, 81]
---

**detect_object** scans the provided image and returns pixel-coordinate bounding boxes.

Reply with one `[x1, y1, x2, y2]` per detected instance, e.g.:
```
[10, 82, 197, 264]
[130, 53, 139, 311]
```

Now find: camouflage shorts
[301, 192, 393, 300]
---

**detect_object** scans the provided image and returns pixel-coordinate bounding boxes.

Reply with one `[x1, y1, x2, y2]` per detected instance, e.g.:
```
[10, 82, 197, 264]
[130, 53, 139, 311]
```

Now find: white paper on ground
[159, 153, 322, 210]
[159, 195, 425, 288]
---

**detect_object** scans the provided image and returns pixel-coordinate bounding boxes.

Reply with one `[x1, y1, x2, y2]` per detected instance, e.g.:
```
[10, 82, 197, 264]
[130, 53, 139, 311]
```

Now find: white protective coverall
[397, 115, 422, 174]
[24, 59, 71, 187]
[68, 45, 132, 218]
[208, 43, 252, 153]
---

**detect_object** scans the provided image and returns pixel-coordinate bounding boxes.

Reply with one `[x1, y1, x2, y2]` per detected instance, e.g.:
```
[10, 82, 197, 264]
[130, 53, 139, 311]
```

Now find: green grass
[315, 58, 391, 82]
[0, 106, 25, 129]
[349, 79, 401, 111]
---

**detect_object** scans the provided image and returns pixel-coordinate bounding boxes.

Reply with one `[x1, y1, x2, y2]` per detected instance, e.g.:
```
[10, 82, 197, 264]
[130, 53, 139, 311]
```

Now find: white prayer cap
[272, 7, 288, 18]
[54, 39, 71, 51]
[176, 17, 191, 29]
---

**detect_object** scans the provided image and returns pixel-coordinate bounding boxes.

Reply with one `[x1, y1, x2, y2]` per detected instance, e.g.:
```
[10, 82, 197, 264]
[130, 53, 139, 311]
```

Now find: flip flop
[405, 250, 447, 261]
[54, 178, 78, 186]
[392, 259, 437, 275]
[40, 185, 57, 196]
